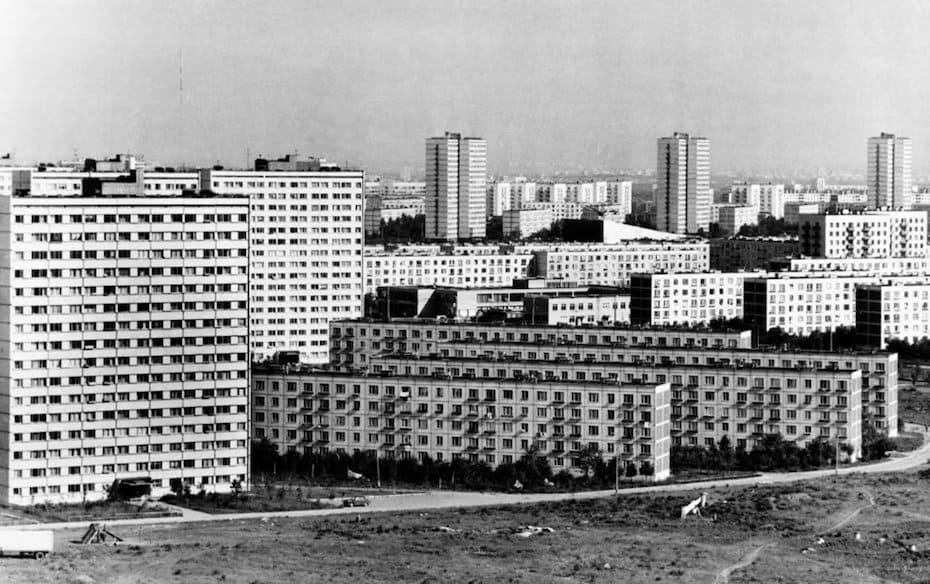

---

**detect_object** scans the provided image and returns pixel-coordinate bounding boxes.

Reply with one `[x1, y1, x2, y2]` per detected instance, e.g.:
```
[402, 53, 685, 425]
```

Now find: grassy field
[159, 486, 384, 514]
[5, 470, 930, 584]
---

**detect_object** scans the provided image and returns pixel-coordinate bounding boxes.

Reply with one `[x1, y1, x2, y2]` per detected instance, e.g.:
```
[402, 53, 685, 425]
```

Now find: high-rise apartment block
[867, 133, 912, 209]
[425, 132, 487, 241]
[656, 132, 711, 234]
[200, 161, 365, 364]
[0, 170, 250, 505]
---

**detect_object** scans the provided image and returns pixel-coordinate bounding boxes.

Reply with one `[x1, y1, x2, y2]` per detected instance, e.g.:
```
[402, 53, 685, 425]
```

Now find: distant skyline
[3, 1, 930, 178]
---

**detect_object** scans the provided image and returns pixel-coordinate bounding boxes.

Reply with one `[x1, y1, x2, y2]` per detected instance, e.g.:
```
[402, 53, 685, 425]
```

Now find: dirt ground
[4, 471, 930, 584]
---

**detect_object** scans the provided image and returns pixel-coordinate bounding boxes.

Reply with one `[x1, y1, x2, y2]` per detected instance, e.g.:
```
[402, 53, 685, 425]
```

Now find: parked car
[342, 496, 370, 508]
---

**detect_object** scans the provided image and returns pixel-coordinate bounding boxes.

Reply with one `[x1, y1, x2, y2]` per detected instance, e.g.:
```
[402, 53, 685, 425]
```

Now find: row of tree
[251, 439, 652, 491]
[672, 429, 897, 473]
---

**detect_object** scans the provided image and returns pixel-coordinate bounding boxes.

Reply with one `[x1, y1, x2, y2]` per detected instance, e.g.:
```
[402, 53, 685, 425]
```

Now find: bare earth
[5, 470, 930, 584]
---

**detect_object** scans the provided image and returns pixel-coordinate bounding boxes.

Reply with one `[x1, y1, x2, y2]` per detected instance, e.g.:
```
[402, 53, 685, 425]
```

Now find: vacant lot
[4, 472, 930, 584]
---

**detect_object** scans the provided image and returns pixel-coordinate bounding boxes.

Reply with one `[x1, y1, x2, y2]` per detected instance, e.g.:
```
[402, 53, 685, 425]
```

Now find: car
[342, 496, 370, 508]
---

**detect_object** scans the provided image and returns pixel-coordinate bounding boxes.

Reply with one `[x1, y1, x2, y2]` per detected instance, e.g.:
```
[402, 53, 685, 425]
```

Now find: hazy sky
[3, 0, 929, 177]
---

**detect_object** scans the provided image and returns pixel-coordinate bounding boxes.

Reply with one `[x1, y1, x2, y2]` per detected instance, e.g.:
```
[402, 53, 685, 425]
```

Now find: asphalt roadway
[19, 424, 930, 533]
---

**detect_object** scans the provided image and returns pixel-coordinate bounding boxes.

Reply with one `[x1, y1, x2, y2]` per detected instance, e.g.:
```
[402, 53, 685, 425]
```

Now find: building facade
[530, 241, 710, 287]
[200, 166, 365, 364]
[709, 236, 798, 272]
[856, 282, 930, 348]
[798, 210, 927, 259]
[251, 368, 672, 480]
[630, 272, 758, 326]
[656, 132, 711, 234]
[0, 186, 250, 505]
[425, 132, 487, 241]
[867, 133, 912, 209]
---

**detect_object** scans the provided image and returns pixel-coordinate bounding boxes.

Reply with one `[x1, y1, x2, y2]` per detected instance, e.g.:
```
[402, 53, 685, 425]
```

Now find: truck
[0, 530, 53, 559]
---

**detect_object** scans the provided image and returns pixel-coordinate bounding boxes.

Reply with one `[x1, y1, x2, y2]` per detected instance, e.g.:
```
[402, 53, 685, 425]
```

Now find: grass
[5, 500, 180, 524]
[900, 386, 930, 427]
[6, 470, 930, 583]
[159, 486, 382, 514]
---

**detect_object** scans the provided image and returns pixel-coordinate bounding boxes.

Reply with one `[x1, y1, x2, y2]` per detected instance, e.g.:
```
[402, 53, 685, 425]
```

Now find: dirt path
[820, 492, 875, 534]
[713, 543, 771, 584]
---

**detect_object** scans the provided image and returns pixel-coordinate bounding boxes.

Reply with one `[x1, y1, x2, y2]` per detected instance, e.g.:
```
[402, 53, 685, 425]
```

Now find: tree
[169, 478, 184, 497]
[639, 461, 654, 477]
[624, 462, 638, 479]
[251, 437, 279, 476]
[717, 435, 734, 470]
[574, 444, 601, 479]
[366, 214, 426, 244]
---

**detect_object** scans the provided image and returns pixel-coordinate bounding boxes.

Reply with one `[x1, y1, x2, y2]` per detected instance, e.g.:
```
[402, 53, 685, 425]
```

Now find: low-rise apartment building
[630, 272, 759, 326]
[251, 368, 672, 480]
[364, 245, 534, 290]
[328, 320, 894, 435]
[530, 241, 710, 287]
[856, 282, 930, 349]
[798, 210, 927, 259]
[710, 236, 798, 271]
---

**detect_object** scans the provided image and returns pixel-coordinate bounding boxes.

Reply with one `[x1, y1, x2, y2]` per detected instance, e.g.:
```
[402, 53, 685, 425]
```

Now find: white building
[364, 245, 534, 289]
[364, 196, 424, 235]
[503, 207, 553, 239]
[200, 165, 365, 364]
[717, 205, 759, 235]
[732, 183, 785, 219]
[745, 273, 930, 337]
[798, 210, 927, 259]
[0, 175, 250, 505]
[630, 272, 758, 326]
[656, 132, 711, 234]
[487, 181, 513, 217]
[425, 132, 487, 241]
[606, 181, 633, 216]
[857, 282, 930, 348]
[533, 241, 710, 287]
[867, 133, 912, 209]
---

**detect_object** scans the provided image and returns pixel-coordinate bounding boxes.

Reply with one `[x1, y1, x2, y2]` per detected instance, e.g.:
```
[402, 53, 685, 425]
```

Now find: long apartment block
[251, 369, 672, 480]
[329, 319, 895, 435]
[0, 189, 251, 505]
[362, 354, 863, 460]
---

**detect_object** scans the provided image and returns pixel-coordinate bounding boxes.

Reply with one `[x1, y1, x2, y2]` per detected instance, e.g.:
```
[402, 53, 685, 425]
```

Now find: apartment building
[770, 256, 930, 275]
[656, 132, 711, 234]
[0, 180, 250, 505]
[425, 132, 487, 241]
[716, 205, 759, 235]
[374, 278, 603, 320]
[867, 133, 912, 209]
[630, 272, 759, 326]
[251, 368, 672, 480]
[364, 245, 533, 289]
[709, 236, 798, 271]
[524, 293, 631, 326]
[328, 320, 894, 435]
[731, 183, 785, 219]
[743, 273, 930, 338]
[364, 195, 424, 235]
[200, 163, 365, 364]
[856, 282, 930, 349]
[502, 206, 554, 239]
[798, 210, 927, 259]
[530, 241, 710, 287]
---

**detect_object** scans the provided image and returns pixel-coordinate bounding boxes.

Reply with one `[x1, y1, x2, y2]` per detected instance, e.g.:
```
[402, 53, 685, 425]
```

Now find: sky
[2, 0, 929, 178]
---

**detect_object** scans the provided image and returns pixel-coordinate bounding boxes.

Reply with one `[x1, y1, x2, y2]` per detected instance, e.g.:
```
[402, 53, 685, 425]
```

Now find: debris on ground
[515, 525, 555, 538]
[435, 526, 461, 534]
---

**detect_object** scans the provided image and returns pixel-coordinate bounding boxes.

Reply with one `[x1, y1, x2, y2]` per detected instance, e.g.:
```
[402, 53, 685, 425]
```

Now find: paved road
[20, 426, 930, 533]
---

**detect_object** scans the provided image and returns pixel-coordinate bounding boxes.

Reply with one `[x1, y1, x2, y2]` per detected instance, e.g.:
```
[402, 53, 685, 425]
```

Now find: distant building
[732, 183, 785, 219]
[364, 195, 425, 235]
[656, 132, 711, 234]
[784, 202, 821, 225]
[716, 205, 759, 235]
[709, 236, 799, 271]
[798, 210, 927, 259]
[866, 133, 912, 209]
[503, 206, 553, 239]
[425, 132, 487, 241]
[524, 292, 631, 325]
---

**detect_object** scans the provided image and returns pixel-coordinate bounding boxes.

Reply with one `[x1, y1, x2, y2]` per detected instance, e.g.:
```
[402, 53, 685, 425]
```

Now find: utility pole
[376, 449, 382, 489]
